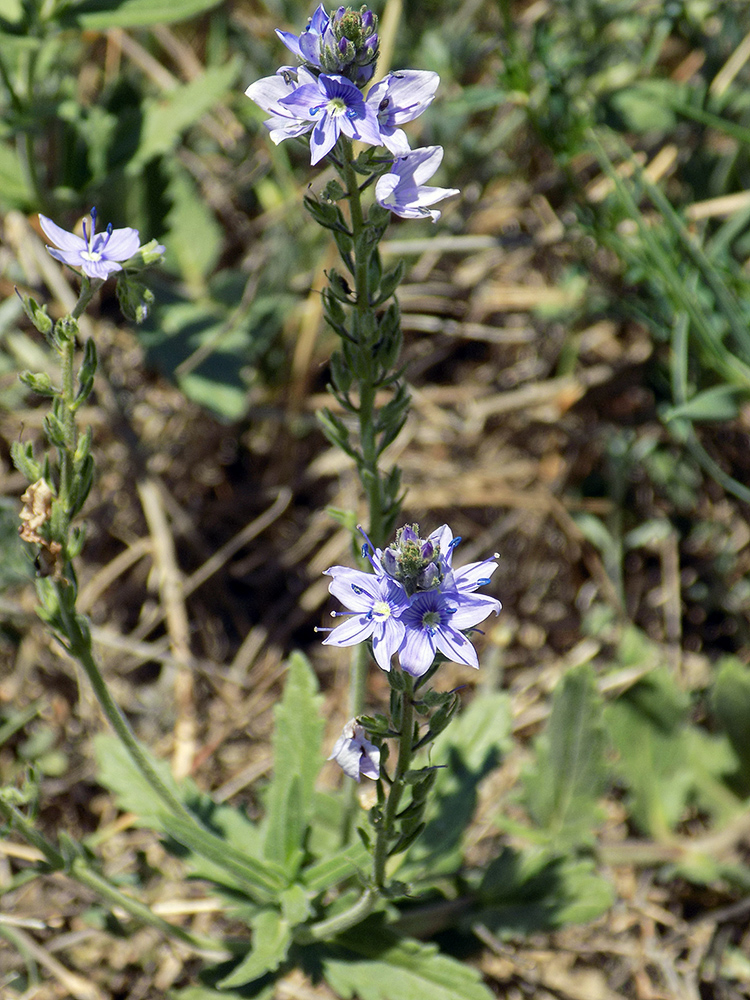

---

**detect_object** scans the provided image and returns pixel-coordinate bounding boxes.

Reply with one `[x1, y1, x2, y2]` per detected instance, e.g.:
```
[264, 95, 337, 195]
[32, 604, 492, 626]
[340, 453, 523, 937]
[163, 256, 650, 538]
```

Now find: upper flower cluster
[245, 5, 458, 220]
[322, 524, 501, 678]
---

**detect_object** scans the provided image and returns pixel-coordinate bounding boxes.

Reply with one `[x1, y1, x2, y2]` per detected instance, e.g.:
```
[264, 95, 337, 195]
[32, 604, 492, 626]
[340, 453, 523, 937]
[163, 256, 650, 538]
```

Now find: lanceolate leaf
[475, 850, 614, 936]
[263, 652, 325, 874]
[522, 665, 608, 848]
[218, 909, 292, 989]
[61, 0, 222, 29]
[321, 922, 494, 1000]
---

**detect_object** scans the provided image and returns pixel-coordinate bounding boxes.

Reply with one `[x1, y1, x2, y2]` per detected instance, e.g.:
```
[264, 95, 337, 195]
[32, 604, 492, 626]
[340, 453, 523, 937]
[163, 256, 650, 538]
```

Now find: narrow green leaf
[263, 653, 325, 872]
[403, 693, 511, 877]
[662, 385, 746, 424]
[61, 0, 223, 29]
[94, 735, 284, 898]
[128, 59, 240, 173]
[303, 841, 370, 893]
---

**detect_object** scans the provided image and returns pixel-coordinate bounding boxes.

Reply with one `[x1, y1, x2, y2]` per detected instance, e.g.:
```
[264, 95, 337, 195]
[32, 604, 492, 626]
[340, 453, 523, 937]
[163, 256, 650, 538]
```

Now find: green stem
[294, 888, 376, 943]
[0, 797, 64, 870]
[372, 674, 415, 889]
[339, 138, 385, 547]
[0, 796, 230, 956]
[57, 330, 77, 522]
[53, 590, 282, 899]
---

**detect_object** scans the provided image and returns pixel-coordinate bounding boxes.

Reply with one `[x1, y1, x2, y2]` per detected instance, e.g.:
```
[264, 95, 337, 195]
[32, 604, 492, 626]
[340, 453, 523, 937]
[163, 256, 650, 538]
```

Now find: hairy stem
[372, 674, 415, 888]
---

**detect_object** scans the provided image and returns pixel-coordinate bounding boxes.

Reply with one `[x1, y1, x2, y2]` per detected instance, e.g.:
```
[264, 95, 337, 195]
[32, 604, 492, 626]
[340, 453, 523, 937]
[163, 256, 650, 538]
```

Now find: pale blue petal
[453, 557, 499, 592]
[323, 614, 375, 647]
[39, 215, 85, 253]
[449, 593, 501, 629]
[310, 116, 339, 164]
[434, 625, 479, 669]
[372, 616, 405, 671]
[45, 247, 84, 267]
[399, 627, 436, 677]
[100, 228, 141, 261]
[80, 258, 123, 279]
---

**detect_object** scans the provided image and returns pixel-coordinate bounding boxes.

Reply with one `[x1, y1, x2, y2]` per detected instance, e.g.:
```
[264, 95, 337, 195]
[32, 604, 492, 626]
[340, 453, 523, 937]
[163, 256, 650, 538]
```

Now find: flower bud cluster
[381, 524, 443, 596]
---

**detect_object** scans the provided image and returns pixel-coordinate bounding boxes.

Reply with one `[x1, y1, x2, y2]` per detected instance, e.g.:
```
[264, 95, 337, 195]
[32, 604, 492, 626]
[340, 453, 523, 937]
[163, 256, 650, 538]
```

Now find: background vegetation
[3, 0, 750, 997]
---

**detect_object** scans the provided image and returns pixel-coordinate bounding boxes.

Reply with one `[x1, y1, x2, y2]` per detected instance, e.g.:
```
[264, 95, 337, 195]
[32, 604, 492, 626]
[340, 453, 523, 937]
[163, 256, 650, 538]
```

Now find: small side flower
[375, 146, 459, 222]
[39, 209, 143, 280]
[329, 719, 380, 781]
[366, 70, 440, 154]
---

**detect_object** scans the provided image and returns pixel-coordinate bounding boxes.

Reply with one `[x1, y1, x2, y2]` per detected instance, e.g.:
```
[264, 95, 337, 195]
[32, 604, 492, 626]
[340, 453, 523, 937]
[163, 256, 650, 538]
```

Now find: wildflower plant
[3, 8, 509, 1000]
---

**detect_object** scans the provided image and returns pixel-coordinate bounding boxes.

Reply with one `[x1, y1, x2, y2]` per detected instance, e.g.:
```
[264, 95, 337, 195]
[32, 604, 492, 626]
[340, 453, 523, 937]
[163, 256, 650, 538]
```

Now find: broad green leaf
[280, 884, 312, 926]
[603, 670, 690, 838]
[127, 59, 240, 173]
[61, 0, 222, 29]
[522, 665, 608, 848]
[263, 652, 325, 874]
[475, 849, 614, 936]
[321, 922, 494, 1000]
[712, 657, 750, 785]
[610, 82, 677, 133]
[162, 165, 223, 288]
[218, 910, 292, 989]
[94, 733, 180, 827]
[403, 692, 511, 877]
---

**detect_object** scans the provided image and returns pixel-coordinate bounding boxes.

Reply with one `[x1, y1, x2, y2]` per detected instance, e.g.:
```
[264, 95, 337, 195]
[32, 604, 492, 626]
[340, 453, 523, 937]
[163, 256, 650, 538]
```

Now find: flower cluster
[322, 524, 501, 679]
[39, 209, 144, 281]
[245, 5, 458, 220]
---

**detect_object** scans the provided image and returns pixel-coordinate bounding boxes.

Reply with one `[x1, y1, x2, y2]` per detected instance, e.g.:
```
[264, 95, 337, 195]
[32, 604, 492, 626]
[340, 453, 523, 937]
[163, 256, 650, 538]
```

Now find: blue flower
[329, 719, 380, 781]
[278, 72, 382, 164]
[375, 146, 459, 222]
[321, 564, 409, 671]
[39, 209, 145, 280]
[276, 4, 332, 67]
[399, 587, 498, 677]
[366, 70, 440, 154]
[245, 67, 318, 145]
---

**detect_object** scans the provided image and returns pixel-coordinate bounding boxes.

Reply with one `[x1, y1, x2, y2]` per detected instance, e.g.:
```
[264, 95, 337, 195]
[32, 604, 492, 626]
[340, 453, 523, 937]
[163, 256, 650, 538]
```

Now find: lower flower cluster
[321, 524, 501, 678]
